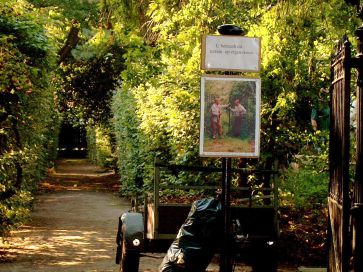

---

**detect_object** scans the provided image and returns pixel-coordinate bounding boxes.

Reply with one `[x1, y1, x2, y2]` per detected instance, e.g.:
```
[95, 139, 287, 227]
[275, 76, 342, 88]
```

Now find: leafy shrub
[112, 86, 154, 196]
[279, 167, 329, 208]
[279, 137, 329, 209]
[0, 191, 33, 236]
[0, 0, 60, 235]
[86, 125, 116, 169]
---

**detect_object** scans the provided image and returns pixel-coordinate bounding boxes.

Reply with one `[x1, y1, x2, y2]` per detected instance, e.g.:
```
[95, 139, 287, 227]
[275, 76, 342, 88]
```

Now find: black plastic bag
[159, 198, 222, 272]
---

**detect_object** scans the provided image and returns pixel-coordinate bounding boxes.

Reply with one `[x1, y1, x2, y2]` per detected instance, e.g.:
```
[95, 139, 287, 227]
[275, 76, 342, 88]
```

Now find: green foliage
[110, 0, 256, 195]
[28, 0, 124, 127]
[57, 25, 126, 126]
[112, 86, 153, 196]
[59, 43, 125, 124]
[280, 166, 329, 208]
[0, 0, 60, 235]
[279, 130, 330, 208]
[249, 0, 359, 166]
[108, 0, 359, 196]
[28, 0, 99, 28]
[0, 191, 33, 235]
[86, 125, 115, 168]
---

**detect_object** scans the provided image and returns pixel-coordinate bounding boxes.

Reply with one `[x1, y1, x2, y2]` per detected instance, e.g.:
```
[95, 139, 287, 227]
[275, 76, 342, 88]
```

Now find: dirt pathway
[0, 159, 303, 272]
[0, 159, 200, 272]
[0, 159, 128, 272]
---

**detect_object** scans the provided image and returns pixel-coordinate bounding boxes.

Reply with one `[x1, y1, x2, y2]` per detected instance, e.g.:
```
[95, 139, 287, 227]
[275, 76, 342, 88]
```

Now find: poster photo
[199, 75, 261, 158]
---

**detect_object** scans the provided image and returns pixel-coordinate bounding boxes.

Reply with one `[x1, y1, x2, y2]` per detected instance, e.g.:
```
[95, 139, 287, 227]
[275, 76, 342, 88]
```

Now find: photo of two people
[199, 75, 261, 157]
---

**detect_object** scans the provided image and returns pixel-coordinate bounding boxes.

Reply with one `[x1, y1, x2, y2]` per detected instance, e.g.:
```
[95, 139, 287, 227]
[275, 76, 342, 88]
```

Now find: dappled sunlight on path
[0, 159, 129, 272]
[0, 191, 130, 272]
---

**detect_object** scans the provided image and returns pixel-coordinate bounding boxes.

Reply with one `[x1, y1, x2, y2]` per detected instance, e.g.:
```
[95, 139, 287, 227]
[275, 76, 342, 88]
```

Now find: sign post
[200, 25, 261, 272]
[220, 157, 232, 272]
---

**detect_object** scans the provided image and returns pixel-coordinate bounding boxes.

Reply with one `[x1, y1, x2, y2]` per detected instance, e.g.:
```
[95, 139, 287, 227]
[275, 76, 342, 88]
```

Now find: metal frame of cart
[116, 158, 279, 272]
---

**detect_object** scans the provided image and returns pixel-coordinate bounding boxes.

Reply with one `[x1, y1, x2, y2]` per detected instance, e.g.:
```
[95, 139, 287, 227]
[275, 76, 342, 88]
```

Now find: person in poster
[210, 97, 229, 139]
[229, 99, 246, 137]
[200, 75, 261, 158]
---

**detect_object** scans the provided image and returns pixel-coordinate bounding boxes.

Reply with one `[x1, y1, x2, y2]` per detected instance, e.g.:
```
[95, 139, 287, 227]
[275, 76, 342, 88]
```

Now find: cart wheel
[120, 239, 140, 272]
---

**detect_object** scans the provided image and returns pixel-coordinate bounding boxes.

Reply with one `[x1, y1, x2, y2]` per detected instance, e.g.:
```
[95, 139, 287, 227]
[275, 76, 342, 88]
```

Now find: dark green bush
[279, 167, 329, 208]
[0, 1, 60, 235]
[279, 141, 329, 209]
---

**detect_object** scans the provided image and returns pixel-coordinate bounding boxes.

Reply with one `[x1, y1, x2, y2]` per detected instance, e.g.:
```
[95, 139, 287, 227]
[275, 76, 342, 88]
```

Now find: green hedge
[86, 125, 115, 169]
[0, 1, 60, 235]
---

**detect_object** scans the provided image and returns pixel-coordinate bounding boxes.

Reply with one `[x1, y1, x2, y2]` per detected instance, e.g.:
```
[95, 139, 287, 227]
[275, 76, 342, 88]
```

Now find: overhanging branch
[58, 20, 80, 64]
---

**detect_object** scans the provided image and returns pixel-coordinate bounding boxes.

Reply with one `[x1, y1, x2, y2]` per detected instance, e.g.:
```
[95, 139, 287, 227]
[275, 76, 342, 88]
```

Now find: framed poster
[201, 35, 261, 72]
[199, 75, 261, 158]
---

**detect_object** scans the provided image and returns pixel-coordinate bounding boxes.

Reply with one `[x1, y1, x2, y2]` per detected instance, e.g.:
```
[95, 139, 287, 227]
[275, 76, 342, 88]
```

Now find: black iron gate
[329, 24, 363, 270]
[328, 37, 351, 272]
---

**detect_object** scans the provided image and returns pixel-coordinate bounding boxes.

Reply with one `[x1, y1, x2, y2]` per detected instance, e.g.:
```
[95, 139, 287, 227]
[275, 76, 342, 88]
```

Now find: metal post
[220, 158, 232, 272]
[352, 25, 363, 272]
[154, 157, 160, 239]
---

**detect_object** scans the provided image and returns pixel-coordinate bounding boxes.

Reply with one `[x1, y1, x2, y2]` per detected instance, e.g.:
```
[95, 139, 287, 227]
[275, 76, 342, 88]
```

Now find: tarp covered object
[159, 198, 222, 272]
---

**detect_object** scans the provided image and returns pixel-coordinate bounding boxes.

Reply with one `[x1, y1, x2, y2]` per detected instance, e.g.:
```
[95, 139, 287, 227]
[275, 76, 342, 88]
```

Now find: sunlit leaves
[61, 0, 360, 196]
[247, 0, 359, 165]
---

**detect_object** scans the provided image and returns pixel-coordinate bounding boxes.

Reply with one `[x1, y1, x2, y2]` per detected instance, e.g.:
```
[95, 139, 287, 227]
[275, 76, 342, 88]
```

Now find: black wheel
[120, 238, 140, 272]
